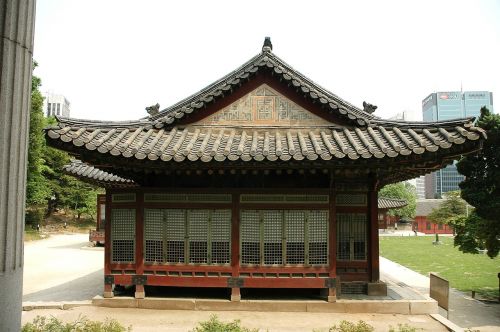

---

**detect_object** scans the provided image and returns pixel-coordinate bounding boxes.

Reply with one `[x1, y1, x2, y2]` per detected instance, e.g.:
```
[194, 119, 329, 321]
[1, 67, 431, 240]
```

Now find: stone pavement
[380, 256, 500, 331]
[23, 233, 103, 301]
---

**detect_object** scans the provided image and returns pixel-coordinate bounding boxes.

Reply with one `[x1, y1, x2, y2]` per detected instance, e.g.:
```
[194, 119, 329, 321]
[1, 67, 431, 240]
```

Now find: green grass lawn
[380, 236, 500, 299]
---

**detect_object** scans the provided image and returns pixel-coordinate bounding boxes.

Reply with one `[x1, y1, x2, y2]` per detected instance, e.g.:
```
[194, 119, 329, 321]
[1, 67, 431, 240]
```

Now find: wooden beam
[231, 193, 241, 301]
[135, 191, 145, 298]
[368, 180, 380, 282]
[104, 190, 113, 297]
[328, 183, 337, 301]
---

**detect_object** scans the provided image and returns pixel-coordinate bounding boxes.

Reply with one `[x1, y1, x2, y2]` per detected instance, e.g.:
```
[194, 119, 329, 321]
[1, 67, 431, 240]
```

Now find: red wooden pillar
[103, 190, 113, 298]
[327, 186, 337, 302]
[230, 193, 241, 301]
[368, 183, 379, 282]
[135, 191, 145, 299]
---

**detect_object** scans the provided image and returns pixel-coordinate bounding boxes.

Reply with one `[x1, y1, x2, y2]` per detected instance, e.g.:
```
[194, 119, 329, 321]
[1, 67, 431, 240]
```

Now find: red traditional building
[89, 195, 106, 244]
[414, 199, 454, 234]
[377, 198, 407, 229]
[46, 38, 484, 301]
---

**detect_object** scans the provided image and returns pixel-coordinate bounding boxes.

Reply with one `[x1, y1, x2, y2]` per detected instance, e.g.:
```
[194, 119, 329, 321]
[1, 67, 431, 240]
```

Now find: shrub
[388, 324, 421, 332]
[25, 207, 45, 226]
[22, 315, 131, 332]
[328, 320, 374, 332]
[190, 315, 259, 332]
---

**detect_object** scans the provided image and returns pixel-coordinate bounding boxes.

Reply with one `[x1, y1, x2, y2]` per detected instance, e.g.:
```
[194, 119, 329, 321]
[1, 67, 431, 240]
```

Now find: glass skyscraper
[421, 91, 493, 198]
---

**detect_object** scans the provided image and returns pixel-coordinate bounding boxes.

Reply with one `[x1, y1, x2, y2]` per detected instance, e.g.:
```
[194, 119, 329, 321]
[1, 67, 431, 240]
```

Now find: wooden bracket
[227, 277, 244, 288]
[324, 278, 337, 288]
[132, 275, 147, 286]
[104, 275, 114, 285]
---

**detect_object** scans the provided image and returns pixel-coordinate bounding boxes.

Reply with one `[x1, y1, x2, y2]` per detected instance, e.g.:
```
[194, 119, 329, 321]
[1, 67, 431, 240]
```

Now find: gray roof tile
[48, 121, 485, 164]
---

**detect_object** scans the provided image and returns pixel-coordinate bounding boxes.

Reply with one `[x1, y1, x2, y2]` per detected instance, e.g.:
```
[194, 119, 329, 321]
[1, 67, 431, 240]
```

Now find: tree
[41, 129, 100, 220]
[25, 64, 101, 225]
[427, 191, 467, 225]
[379, 182, 417, 219]
[26, 62, 50, 206]
[455, 107, 500, 258]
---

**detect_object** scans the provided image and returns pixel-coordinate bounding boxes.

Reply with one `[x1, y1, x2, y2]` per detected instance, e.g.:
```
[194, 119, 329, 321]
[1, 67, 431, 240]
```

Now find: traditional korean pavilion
[46, 38, 485, 301]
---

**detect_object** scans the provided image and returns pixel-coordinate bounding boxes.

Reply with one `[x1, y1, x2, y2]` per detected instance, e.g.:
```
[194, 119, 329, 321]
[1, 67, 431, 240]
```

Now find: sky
[33, 0, 500, 122]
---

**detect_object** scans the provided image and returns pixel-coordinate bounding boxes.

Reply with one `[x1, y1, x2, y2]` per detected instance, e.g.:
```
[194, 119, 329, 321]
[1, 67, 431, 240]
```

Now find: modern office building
[415, 176, 425, 199]
[44, 92, 71, 117]
[420, 91, 493, 198]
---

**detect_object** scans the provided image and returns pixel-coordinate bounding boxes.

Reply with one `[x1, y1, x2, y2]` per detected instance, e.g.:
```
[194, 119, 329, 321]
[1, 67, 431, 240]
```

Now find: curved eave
[63, 159, 137, 189]
[378, 197, 408, 209]
[46, 121, 485, 165]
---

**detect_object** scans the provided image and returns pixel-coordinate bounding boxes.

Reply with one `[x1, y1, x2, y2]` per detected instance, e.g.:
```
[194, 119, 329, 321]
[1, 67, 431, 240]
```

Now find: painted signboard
[194, 84, 331, 127]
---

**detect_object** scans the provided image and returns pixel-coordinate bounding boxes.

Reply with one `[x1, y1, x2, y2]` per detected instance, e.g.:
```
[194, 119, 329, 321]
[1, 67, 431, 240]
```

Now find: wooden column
[230, 193, 241, 301]
[135, 191, 145, 299]
[327, 186, 337, 302]
[368, 183, 379, 282]
[103, 191, 113, 297]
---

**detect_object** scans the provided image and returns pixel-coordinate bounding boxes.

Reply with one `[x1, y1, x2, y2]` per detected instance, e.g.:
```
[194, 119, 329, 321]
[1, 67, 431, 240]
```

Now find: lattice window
[308, 210, 328, 265]
[241, 209, 329, 266]
[241, 210, 260, 265]
[240, 194, 329, 204]
[144, 193, 231, 203]
[352, 214, 367, 260]
[111, 193, 136, 202]
[187, 194, 231, 203]
[188, 210, 209, 264]
[241, 195, 285, 203]
[165, 209, 186, 263]
[335, 194, 367, 206]
[111, 209, 135, 263]
[336, 213, 367, 261]
[210, 210, 231, 264]
[285, 211, 305, 264]
[263, 210, 283, 265]
[144, 209, 164, 263]
[285, 195, 329, 203]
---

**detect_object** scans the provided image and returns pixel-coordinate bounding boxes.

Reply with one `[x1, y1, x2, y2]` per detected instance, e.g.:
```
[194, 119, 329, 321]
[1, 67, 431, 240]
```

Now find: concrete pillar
[0, 0, 37, 331]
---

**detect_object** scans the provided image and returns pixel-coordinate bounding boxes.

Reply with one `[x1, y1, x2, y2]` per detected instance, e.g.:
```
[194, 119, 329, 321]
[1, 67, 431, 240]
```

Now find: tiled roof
[47, 119, 484, 163]
[63, 159, 137, 188]
[378, 197, 408, 209]
[147, 47, 376, 128]
[416, 199, 445, 216]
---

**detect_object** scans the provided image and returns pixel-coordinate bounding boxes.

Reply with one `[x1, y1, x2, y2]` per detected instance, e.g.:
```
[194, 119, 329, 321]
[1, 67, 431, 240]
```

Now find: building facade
[46, 39, 485, 301]
[420, 91, 493, 198]
[413, 199, 454, 234]
[44, 92, 71, 117]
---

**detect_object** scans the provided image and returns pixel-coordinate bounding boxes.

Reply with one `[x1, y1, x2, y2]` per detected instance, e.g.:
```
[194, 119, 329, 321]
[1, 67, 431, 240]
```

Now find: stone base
[92, 296, 438, 314]
[230, 294, 241, 302]
[367, 282, 387, 296]
[135, 291, 145, 299]
[320, 288, 337, 302]
[103, 291, 114, 298]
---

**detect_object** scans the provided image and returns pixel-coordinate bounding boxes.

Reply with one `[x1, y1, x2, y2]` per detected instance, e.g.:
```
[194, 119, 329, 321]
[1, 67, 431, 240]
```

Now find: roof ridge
[151, 53, 264, 120]
[150, 43, 378, 128]
[54, 116, 151, 128]
[264, 51, 371, 117]
[371, 117, 476, 128]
